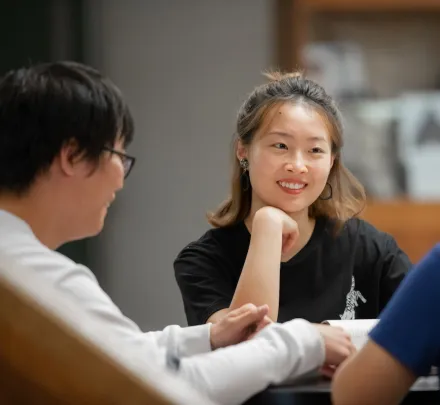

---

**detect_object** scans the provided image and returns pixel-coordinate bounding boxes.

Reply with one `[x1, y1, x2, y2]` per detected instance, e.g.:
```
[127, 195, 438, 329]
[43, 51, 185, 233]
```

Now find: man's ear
[58, 141, 83, 177]
[236, 141, 248, 162]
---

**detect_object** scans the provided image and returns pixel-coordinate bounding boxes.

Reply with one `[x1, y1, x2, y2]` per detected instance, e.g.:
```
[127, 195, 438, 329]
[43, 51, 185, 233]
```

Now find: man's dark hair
[0, 61, 134, 194]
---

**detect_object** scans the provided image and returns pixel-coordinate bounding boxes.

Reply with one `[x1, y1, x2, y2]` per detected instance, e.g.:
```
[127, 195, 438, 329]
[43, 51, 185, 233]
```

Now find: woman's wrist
[252, 207, 283, 233]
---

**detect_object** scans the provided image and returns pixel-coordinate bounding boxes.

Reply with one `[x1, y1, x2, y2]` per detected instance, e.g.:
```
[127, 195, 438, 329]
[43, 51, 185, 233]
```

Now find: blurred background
[1, 0, 439, 331]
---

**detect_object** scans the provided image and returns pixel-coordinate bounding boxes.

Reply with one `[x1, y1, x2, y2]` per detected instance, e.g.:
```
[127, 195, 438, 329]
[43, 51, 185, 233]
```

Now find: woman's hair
[207, 71, 366, 228]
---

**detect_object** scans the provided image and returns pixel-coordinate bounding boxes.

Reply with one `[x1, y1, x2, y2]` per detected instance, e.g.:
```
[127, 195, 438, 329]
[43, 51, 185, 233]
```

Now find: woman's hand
[253, 206, 299, 254]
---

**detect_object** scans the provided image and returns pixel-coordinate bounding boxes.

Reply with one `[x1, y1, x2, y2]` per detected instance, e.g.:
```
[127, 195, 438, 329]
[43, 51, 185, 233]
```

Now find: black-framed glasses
[103, 147, 136, 179]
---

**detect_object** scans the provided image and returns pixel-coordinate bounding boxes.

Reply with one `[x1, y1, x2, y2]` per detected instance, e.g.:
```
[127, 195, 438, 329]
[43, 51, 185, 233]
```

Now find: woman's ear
[236, 140, 248, 162]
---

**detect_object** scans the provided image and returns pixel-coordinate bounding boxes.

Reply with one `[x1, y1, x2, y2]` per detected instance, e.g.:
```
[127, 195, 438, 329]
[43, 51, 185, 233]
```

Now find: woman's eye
[273, 143, 288, 150]
[310, 147, 324, 153]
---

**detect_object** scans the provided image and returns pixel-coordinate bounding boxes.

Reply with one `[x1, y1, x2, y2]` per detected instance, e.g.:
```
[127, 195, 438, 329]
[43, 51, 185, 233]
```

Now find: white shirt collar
[0, 209, 34, 235]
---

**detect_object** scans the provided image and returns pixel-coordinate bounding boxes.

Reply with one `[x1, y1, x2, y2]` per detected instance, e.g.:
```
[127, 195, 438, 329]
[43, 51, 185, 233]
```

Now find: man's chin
[78, 220, 106, 240]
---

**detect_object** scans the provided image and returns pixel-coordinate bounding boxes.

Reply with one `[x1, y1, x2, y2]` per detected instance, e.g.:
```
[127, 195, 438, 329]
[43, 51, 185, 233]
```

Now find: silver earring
[239, 159, 250, 191]
[239, 158, 249, 172]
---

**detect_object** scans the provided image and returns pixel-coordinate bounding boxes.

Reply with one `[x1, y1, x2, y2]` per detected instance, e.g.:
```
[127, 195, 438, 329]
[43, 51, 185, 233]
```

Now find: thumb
[254, 315, 273, 334]
[229, 303, 257, 317]
[247, 315, 273, 340]
[234, 304, 268, 327]
[320, 365, 336, 379]
[256, 304, 269, 317]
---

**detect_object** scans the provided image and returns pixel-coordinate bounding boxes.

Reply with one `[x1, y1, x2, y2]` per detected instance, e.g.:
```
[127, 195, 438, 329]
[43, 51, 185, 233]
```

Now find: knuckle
[243, 303, 257, 312]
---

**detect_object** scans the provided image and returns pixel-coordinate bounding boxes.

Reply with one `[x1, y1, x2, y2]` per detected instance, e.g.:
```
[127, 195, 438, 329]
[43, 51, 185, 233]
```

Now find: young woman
[332, 243, 440, 405]
[174, 71, 412, 326]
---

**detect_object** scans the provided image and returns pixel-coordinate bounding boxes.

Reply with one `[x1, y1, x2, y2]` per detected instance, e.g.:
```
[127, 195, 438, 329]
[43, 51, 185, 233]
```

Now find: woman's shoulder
[332, 217, 410, 267]
[322, 216, 400, 253]
[335, 217, 393, 240]
[323, 217, 411, 276]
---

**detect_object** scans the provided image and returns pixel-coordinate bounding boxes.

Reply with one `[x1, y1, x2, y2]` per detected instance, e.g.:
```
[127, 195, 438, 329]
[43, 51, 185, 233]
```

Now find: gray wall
[85, 0, 274, 330]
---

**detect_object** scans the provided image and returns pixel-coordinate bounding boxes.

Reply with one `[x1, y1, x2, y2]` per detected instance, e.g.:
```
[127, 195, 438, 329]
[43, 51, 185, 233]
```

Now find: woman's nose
[285, 153, 307, 173]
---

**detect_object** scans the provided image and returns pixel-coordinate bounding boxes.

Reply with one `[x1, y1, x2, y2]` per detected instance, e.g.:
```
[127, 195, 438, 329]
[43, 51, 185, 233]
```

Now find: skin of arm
[332, 340, 416, 405]
[228, 208, 285, 321]
[207, 207, 297, 323]
[207, 309, 230, 323]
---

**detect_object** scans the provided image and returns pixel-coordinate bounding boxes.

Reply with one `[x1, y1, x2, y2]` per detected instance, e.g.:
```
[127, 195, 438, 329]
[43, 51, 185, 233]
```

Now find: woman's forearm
[229, 212, 282, 321]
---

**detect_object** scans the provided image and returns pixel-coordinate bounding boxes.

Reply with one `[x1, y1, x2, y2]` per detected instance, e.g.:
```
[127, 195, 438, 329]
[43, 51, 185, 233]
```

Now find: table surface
[244, 375, 440, 405]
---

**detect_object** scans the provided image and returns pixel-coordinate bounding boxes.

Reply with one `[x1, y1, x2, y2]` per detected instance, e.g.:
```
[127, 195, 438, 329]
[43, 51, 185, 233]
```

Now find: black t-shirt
[174, 217, 412, 326]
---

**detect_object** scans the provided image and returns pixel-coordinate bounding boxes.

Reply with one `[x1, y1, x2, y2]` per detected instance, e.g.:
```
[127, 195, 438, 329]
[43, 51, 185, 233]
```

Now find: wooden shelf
[308, 0, 440, 12]
[274, 3, 440, 263]
[276, 0, 440, 70]
[361, 200, 440, 263]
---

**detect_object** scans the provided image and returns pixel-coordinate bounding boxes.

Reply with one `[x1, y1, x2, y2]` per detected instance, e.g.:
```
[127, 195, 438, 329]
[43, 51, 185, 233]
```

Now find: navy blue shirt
[370, 243, 440, 376]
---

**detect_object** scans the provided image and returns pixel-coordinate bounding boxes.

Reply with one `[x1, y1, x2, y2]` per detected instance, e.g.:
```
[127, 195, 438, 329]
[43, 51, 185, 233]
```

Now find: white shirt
[0, 210, 325, 405]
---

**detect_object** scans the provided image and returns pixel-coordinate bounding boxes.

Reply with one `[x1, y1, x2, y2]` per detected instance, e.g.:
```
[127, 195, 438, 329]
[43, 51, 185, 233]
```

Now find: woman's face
[238, 103, 334, 216]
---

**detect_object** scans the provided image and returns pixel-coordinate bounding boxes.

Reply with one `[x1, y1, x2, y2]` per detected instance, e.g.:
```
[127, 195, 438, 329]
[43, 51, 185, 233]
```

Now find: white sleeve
[146, 324, 212, 358]
[7, 247, 213, 361]
[178, 318, 325, 405]
[0, 245, 324, 405]
[59, 265, 213, 359]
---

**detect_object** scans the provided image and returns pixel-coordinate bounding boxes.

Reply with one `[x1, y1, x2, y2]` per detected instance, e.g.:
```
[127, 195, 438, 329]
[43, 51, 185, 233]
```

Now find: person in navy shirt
[332, 243, 440, 405]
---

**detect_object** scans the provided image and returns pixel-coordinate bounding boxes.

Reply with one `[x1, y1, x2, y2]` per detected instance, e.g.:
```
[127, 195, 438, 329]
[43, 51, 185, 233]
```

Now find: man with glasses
[103, 146, 136, 179]
[0, 61, 354, 405]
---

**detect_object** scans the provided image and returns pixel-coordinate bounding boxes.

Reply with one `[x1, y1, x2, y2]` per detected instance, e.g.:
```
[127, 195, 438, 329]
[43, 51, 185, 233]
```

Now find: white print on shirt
[340, 276, 366, 320]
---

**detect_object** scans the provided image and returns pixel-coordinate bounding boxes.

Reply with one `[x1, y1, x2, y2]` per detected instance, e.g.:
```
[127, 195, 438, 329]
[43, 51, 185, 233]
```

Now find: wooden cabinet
[276, 0, 440, 71]
[307, 0, 440, 12]
[361, 201, 440, 262]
